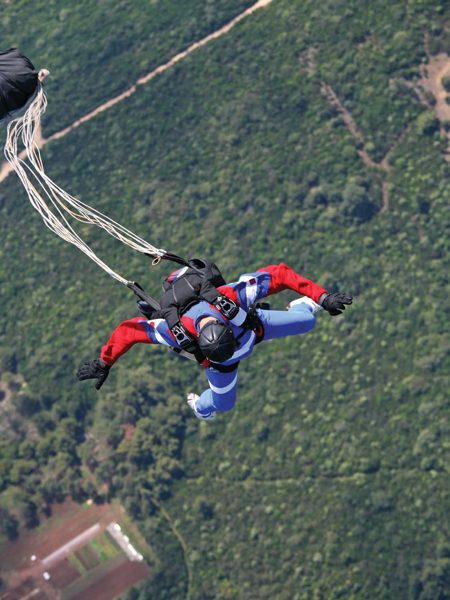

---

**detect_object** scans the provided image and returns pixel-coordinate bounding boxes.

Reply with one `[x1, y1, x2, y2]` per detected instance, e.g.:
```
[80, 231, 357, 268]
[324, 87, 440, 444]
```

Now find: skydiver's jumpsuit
[100, 264, 328, 416]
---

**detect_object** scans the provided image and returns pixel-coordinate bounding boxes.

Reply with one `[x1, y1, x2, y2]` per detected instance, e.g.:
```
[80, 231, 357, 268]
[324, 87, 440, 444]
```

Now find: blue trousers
[195, 302, 316, 414]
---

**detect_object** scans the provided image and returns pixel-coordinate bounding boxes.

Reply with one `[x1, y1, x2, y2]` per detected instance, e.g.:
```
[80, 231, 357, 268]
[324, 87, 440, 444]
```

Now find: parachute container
[0, 48, 38, 122]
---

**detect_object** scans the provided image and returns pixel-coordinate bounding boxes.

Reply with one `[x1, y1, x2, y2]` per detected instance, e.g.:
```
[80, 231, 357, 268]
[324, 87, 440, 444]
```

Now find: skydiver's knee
[216, 401, 235, 412]
[211, 392, 236, 412]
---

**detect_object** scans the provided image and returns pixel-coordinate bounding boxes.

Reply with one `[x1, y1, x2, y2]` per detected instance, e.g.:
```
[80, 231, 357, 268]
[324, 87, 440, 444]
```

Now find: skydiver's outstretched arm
[77, 317, 153, 389]
[218, 263, 352, 315]
[100, 317, 153, 366]
[255, 264, 353, 313]
[256, 263, 328, 303]
[216, 263, 328, 312]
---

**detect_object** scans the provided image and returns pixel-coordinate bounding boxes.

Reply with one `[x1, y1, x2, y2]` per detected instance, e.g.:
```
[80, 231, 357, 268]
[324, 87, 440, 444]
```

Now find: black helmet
[197, 320, 236, 363]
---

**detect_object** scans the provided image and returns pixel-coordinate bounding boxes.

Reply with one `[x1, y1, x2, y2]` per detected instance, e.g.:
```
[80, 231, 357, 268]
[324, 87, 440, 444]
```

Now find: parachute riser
[126, 281, 161, 311]
[128, 250, 202, 309]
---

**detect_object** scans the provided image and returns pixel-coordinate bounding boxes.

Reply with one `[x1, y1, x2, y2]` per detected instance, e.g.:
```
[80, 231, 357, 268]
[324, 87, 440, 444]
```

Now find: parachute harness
[4, 73, 169, 287]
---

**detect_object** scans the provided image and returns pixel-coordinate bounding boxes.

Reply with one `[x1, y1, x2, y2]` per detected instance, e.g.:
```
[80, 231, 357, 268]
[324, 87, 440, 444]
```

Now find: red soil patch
[123, 423, 136, 440]
[32, 592, 51, 600]
[48, 558, 80, 590]
[1, 576, 36, 600]
[69, 560, 150, 600]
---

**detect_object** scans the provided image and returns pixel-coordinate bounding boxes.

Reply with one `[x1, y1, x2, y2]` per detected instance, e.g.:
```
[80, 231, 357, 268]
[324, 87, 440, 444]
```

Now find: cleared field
[0, 576, 36, 600]
[48, 558, 80, 590]
[88, 531, 120, 562]
[0, 500, 113, 573]
[1, 586, 53, 600]
[69, 557, 150, 600]
[32, 592, 51, 600]
[67, 553, 87, 577]
[60, 553, 126, 600]
[74, 544, 100, 571]
[0, 500, 151, 600]
[42, 523, 101, 568]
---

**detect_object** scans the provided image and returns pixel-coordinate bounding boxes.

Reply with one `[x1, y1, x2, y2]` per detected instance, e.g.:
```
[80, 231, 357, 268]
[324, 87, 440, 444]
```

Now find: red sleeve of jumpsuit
[100, 317, 152, 366]
[257, 263, 328, 303]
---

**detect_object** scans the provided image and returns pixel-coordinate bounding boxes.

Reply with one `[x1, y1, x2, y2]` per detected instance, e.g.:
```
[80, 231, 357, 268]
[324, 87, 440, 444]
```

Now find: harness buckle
[171, 323, 197, 352]
[213, 295, 239, 319]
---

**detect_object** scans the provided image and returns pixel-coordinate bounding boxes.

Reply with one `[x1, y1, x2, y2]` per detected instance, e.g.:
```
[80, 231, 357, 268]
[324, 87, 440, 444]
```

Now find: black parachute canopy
[0, 48, 38, 121]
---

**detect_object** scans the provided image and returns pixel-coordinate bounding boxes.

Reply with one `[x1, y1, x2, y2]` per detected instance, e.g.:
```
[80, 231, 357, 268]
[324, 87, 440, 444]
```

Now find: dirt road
[420, 53, 450, 122]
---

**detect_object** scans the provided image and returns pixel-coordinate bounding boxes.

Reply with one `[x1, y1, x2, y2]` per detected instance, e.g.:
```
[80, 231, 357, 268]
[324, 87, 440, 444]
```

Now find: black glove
[320, 292, 353, 316]
[77, 358, 110, 390]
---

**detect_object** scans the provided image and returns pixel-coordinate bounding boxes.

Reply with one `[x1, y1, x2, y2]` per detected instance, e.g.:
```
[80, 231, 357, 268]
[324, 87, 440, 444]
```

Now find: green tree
[77, 439, 98, 472]
[0, 507, 19, 540]
[14, 393, 41, 418]
[19, 440, 36, 460]
[414, 559, 450, 600]
[416, 111, 440, 136]
[9, 459, 36, 485]
[16, 495, 39, 529]
[0, 349, 17, 373]
[342, 183, 376, 223]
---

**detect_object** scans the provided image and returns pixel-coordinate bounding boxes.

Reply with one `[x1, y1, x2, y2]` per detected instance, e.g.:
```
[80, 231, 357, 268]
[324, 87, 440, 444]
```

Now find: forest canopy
[2, 0, 450, 598]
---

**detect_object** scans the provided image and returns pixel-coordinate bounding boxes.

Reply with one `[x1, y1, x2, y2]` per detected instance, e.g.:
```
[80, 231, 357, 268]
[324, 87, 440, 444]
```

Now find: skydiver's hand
[319, 292, 353, 316]
[77, 358, 110, 390]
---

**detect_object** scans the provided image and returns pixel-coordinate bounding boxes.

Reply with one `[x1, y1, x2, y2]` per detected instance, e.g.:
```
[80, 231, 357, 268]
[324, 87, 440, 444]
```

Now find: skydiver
[77, 263, 352, 420]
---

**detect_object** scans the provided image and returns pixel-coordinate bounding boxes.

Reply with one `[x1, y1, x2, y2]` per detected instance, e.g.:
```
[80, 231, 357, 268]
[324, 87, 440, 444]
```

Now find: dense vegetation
[0, 0, 254, 135]
[2, 0, 450, 598]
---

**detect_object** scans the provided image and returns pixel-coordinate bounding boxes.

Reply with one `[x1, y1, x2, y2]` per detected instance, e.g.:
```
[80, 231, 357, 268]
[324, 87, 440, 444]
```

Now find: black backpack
[138, 258, 240, 360]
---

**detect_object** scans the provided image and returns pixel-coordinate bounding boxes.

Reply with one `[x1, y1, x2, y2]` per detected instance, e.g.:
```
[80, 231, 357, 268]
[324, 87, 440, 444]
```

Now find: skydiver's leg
[194, 367, 239, 415]
[258, 302, 316, 342]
